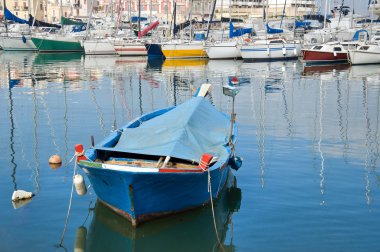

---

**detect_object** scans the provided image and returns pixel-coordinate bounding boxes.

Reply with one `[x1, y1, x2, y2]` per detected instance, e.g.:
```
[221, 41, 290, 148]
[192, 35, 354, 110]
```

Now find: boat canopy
[4, 7, 29, 24]
[107, 97, 231, 162]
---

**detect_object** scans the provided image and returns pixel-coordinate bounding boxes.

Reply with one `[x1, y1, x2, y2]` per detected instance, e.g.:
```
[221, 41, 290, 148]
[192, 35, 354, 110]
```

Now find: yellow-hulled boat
[161, 40, 208, 59]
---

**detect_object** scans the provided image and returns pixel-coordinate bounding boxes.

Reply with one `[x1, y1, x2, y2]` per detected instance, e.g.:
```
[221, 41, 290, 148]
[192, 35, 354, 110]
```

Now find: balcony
[22, 6, 28, 11]
[13, 6, 20, 11]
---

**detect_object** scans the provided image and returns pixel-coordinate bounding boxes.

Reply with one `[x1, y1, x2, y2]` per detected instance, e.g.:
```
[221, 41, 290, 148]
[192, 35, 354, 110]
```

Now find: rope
[207, 168, 225, 252]
[58, 151, 81, 247]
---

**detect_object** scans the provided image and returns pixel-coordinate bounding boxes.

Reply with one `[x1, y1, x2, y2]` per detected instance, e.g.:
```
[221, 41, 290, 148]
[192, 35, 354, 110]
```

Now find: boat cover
[4, 7, 29, 24]
[110, 97, 231, 162]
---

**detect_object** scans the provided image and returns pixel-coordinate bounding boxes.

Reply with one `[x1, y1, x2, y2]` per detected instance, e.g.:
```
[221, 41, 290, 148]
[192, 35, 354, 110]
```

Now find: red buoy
[231, 76, 239, 85]
[75, 144, 87, 162]
[198, 153, 213, 171]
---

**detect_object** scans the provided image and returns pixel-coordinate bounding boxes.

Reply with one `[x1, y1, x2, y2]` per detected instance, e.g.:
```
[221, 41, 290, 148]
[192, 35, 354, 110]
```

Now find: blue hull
[81, 163, 230, 225]
[145, 43, 165, 59]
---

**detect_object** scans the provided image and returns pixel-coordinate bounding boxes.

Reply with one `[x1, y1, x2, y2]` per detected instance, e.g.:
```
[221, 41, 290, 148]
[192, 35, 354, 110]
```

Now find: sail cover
[4, 7, 29, 24]
[29, 14, 61, 28]
[229, 22, 253, 38]
[106, 97, 231, 162]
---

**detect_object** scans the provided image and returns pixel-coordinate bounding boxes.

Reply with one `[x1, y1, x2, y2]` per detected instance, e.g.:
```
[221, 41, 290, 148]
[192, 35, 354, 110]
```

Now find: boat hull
[348, 50, 380, 65]
[83, 40, 117, 55]
[240, 43, 301, 60]
[162, 43, 207, 59]
[206, 41, 241, 59]
[79, 161, 230, 226]
[0, 36, 37, 51]
[31, 37, 84, 52]
[301, 50, 348, 63]
[114, 43, 147, 56]
[145, 43, 165, 58]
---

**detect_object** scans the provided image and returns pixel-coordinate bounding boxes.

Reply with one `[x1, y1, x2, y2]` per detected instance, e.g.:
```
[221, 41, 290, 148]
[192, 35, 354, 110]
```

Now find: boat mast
[138, 0, 141, 35]
[206, 0, 216, 40]
[85, 0, 96, 39]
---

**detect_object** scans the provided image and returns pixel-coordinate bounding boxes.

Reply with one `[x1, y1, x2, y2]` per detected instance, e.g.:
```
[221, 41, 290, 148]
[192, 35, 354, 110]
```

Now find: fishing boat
[348, 44, 380, 65]
[76, 84, 242, 226]
[301, 42, 348, 64]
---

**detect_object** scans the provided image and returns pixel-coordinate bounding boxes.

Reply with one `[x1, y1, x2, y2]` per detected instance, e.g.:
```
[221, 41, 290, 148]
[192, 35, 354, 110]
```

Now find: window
[312, 46, 323, 50]
[333, 47, 342, 51]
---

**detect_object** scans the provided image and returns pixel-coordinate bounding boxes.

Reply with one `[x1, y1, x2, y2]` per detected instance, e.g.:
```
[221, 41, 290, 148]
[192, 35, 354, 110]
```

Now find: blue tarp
[111, 97, 231, 162]
[4, 7, 29, 24]
[266, 24, 283, 34]
[229, 22, 253, 38]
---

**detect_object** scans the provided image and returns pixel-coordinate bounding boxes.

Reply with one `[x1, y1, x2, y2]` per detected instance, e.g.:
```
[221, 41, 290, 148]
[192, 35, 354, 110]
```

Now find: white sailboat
[348, 44, 380, 65]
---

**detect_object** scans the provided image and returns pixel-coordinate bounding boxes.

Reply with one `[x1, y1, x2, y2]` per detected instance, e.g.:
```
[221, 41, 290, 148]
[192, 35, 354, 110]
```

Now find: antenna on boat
[223, 85, 239, 146]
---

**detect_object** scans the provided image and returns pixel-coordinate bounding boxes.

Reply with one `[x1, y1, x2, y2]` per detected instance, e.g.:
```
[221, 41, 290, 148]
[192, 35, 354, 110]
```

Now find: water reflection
[85, 174, 241, 252]
[302, 63, 350, 78]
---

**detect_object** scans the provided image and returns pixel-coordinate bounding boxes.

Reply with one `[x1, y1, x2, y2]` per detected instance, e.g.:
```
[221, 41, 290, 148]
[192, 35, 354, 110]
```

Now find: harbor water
[0, 52, 379, 251]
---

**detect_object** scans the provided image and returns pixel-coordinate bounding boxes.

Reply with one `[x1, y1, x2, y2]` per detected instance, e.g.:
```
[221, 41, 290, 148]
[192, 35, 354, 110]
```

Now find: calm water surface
[0, 52, 379, 252]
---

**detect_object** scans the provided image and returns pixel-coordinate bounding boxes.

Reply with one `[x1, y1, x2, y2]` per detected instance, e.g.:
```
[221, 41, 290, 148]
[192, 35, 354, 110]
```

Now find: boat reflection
[302, 63, 350, 78]
[349, 64, 380, 80]
[85, 173, 241, 252]
[33, 52, 84, 65]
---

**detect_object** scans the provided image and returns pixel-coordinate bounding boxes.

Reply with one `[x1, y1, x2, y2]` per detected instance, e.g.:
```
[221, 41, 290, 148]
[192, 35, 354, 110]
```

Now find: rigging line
[363, 80, 372, 207]
[90, 86, 107, 136]
[318, 79, 325, 205]
[37, 90, 60, 154]
[33, 86, 40, 194]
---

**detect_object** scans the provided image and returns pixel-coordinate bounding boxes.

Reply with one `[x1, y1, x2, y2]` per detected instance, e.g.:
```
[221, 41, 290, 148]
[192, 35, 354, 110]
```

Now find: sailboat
[240, 1, 301, 61]
[206, 22, 252, 59]
[0, 6, 37, 51]
[161, 3, 207, 59]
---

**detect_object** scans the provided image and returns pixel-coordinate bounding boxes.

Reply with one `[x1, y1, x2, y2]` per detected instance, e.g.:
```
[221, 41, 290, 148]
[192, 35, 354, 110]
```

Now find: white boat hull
[240, 43, 301, 60]
[349, 50, 380, 65]
[0, 36, 37, 51]
[206, 41, 241, 59]
[83, 40, 117, 55]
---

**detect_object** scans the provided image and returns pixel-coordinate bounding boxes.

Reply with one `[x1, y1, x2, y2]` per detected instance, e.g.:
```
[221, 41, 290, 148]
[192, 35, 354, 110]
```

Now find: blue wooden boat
[77, 85, 241, 226]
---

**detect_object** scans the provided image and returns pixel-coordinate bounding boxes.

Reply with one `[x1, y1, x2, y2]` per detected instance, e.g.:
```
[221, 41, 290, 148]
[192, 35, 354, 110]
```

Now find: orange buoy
[49, 154, 62, 164]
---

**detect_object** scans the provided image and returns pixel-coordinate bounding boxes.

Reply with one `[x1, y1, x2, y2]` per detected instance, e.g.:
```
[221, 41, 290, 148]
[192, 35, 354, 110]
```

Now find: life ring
[244, 38, 251, 43]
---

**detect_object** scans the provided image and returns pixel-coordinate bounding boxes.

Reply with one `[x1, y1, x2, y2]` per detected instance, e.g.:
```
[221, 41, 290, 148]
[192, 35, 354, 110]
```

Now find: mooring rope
[207, 168, 225, 252]
[58, 153, 78, 247]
